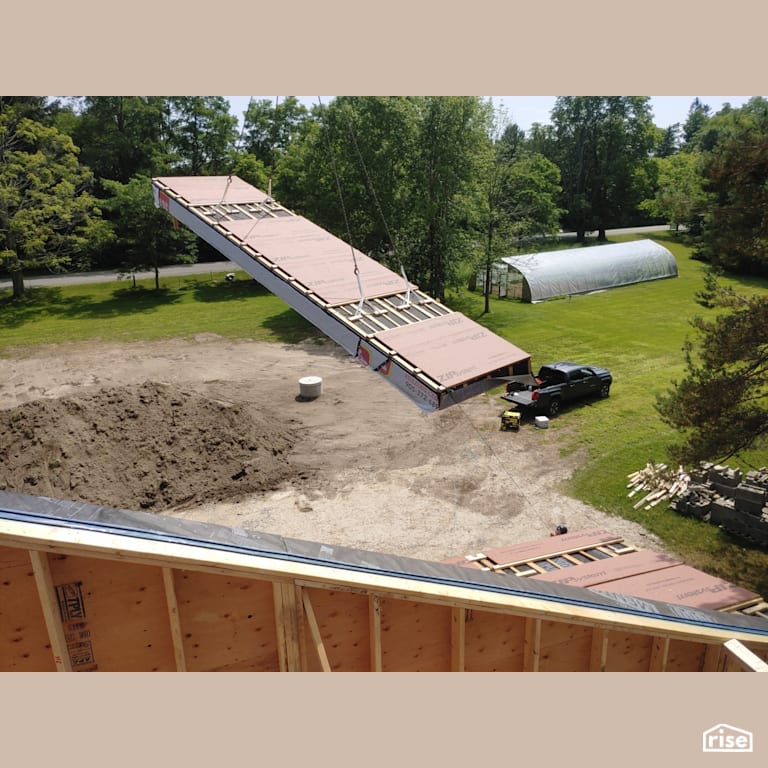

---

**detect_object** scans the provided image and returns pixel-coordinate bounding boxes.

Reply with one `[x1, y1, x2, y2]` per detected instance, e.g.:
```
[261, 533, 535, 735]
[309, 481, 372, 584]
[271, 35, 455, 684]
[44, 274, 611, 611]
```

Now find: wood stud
[29, 550, 72, 672]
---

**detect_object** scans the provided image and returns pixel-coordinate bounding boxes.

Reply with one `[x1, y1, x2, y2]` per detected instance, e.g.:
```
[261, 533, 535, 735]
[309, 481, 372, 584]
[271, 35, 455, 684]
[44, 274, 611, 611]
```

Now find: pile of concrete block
[670, 462, 768, 546]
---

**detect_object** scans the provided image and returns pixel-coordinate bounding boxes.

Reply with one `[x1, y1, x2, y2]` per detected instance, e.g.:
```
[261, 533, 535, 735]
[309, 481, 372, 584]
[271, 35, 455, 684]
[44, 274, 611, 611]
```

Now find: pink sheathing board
[155, 175, 268, 205]
[479, 528, 623, 566]
[219, 216, 407, 305]
[588, 564, 759, 612]
[373, 314, 530, 389]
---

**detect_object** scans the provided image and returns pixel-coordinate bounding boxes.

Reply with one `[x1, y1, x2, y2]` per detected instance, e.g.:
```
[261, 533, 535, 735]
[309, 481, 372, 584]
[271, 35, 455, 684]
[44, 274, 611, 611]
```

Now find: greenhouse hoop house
[493, 239, 678, 303]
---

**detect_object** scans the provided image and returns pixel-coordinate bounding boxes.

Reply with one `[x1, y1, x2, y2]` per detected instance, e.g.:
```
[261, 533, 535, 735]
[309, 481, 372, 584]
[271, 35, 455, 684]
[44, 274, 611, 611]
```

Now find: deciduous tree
[71, 97, 170, 184]
[101, 175, 197, 288]
[477, 110, 561, 312]
[240, 96, 310, 171]
[549, 96, 656, 240]
[695, 97, 768, 274]
[406, 96, 492, 300]
[278, 96, 494, 301]
[167, 97, 238, 175]
[641, 151, 707, 231]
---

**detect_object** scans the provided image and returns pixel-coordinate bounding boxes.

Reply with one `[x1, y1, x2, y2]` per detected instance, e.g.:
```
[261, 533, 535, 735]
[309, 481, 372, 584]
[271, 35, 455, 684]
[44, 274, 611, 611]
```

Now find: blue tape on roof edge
[2, 497, 767, 640]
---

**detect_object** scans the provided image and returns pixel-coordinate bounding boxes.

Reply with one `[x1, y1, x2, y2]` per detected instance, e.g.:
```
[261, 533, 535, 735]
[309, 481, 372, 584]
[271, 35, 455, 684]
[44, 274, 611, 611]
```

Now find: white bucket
[299, 376, 323, 399]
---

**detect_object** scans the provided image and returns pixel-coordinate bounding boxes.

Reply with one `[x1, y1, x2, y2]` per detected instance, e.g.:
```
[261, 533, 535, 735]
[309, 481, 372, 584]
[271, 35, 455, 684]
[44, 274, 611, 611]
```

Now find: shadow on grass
[190, 277, 272, 303]
[716, 529, 768, 595]
[260, 307, 323, 345]
[0, 285, 183, 328]
[443, 291, 486, 320]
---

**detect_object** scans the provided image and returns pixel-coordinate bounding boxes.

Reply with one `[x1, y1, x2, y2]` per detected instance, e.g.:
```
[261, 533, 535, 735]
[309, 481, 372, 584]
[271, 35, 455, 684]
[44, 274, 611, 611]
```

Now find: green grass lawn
[2, 235, 768, 594]
[448, 232, 768, 594]
[0, 273, 318, 348]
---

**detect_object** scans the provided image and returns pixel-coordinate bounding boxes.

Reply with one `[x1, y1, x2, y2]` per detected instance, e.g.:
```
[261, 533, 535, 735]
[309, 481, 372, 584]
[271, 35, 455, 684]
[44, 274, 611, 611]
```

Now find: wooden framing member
[273, 581, 302, 672]
[589, 628, 609, 672]
[742, 601, 768, 616]
[369, 297, 411, 326]
[239, 243, 274, 267]
[702, 642, 725, 671]
[723, 598, 764, 614]
[451, 607, 466, 672]
[301, 589, 331, 672]
[721, 639, 768, 672]
[489, 538, 626, 572]
[592, 546, 621, 558]
[369, 595, 383, 672]
[162, 567, 187, 672]
[28, 549, 72, 672]
[523, 617, 541, 671]
[604, 542, 637, 555]
[465, 554, 496, 571]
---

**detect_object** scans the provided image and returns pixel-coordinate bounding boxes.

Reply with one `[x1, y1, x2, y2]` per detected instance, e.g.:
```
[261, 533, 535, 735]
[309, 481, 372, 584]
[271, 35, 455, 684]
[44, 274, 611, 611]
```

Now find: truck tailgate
[501, 391, 535, 407]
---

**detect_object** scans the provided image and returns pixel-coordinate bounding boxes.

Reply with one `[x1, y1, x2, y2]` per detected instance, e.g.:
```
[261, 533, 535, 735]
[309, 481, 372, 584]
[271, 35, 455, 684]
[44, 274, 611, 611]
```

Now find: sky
[224, 95, 757, 133]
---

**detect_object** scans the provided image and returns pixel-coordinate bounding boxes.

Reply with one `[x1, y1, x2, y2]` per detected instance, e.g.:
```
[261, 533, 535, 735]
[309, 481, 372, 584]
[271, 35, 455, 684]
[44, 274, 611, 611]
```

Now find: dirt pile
[0, 337, 671, 561]
[0, 381, 300, 511]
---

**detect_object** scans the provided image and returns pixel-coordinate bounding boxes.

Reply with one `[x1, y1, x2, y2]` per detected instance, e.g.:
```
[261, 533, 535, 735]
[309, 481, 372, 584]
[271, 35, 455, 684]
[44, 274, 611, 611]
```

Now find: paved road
[1, 225, 675, 291]
[0, 261, 238, 291]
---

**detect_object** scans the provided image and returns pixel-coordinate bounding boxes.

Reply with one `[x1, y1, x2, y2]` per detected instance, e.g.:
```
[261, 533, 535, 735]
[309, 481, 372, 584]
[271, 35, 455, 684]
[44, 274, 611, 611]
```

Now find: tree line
[4, 95, 765, 294]
[1, 94, 767, 464]
[0, 95, 693, 297]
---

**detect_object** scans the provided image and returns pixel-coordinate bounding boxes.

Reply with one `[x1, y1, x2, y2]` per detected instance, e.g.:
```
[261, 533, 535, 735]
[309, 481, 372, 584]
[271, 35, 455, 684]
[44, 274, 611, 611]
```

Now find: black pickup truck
[501, 361, 612, 418]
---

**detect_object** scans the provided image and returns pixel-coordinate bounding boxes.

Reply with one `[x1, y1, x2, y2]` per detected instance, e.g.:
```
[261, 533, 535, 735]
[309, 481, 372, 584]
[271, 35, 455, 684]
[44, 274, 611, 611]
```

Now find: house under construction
[2, 177, 766, 672]
[1, 490, 767, 672]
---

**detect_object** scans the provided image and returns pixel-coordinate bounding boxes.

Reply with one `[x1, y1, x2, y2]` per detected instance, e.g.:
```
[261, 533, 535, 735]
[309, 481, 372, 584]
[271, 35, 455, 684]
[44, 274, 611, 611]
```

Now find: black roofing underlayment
[1, 489, 767, 638]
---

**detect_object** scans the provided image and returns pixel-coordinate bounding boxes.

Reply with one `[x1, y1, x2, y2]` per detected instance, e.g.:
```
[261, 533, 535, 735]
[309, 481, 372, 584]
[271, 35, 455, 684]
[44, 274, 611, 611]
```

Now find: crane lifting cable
[151, 174, 532, 412]
[316, 96, 368, 320]
[338, 98, 416, 309]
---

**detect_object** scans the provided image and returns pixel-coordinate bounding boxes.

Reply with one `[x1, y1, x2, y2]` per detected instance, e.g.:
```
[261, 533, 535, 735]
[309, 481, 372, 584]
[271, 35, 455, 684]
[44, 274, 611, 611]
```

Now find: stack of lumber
[627, 462, 691, 510]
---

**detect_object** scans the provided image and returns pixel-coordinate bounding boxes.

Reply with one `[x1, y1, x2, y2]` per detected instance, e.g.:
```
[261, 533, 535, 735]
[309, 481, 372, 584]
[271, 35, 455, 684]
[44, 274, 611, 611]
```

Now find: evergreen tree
[0, 101, 111, 297]
[656, 276, 768, 463]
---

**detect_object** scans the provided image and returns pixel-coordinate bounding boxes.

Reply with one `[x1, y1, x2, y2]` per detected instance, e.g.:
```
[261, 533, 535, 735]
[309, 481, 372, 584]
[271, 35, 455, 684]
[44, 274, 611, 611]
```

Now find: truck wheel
[599, 383, 611, 398]
[547, 398, 561, 417]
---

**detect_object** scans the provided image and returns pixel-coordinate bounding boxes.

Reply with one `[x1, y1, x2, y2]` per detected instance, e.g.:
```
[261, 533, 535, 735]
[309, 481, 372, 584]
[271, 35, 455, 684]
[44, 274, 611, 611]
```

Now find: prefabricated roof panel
[152, 175, 531, 411]
[218, 216, 408, 305]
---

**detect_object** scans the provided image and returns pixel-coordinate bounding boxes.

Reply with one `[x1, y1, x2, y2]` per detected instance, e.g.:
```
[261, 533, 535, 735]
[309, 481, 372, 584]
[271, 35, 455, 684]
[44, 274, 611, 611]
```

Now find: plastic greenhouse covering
[500, 239, 677, 302]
